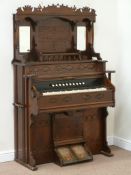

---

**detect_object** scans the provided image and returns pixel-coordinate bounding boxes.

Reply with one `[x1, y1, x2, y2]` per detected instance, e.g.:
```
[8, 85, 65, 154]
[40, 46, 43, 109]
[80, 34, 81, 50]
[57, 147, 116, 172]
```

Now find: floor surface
[0, 146, 131, 175]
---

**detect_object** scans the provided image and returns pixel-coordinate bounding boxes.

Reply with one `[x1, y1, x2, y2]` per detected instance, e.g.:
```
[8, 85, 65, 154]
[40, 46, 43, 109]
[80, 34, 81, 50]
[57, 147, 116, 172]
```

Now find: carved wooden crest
[17, 4, 96, 21]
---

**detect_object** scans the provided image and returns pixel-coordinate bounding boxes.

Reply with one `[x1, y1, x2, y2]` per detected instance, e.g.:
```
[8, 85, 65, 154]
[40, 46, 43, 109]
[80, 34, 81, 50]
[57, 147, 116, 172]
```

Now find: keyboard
[42, 87, 107, 96]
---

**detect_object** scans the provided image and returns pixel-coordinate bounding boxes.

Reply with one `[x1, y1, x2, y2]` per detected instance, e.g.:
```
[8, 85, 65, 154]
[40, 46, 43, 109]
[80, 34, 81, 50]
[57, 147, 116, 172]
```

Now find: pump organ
[13, 5, 115, 170]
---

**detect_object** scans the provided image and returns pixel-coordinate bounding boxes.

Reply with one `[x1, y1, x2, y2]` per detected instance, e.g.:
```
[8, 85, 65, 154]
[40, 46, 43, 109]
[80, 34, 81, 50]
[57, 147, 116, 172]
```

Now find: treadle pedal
[55, 144, 93, 166]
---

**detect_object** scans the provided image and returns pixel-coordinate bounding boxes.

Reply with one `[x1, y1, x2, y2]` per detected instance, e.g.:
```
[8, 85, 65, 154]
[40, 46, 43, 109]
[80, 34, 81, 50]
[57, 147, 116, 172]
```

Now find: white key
[42, 87, 107, 96]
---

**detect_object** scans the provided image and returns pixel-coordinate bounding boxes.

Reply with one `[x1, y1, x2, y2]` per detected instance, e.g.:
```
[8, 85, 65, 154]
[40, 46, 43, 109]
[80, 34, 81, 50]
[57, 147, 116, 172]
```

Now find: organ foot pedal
[55, 144, 93, 166]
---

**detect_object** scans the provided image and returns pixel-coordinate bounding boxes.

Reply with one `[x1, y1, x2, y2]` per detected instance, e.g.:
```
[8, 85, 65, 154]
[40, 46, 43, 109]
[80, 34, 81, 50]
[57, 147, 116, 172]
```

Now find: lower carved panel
[53, 111, 84, 144]
[30, 113, 54, 164]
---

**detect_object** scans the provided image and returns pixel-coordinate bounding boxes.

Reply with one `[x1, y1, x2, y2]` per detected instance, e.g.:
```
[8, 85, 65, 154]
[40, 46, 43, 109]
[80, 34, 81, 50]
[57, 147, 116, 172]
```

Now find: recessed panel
[36, 18, 72, 53]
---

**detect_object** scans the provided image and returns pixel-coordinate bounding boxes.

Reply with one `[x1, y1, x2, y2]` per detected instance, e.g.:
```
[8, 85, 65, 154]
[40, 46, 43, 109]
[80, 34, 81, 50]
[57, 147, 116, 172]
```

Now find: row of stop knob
[50, 82, 86, 87]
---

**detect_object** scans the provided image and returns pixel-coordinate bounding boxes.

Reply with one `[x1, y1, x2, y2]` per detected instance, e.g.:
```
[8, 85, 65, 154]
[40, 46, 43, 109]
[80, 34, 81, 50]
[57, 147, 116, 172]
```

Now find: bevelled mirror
[19, 26, 30, 53]
[77, 25, 86, 51]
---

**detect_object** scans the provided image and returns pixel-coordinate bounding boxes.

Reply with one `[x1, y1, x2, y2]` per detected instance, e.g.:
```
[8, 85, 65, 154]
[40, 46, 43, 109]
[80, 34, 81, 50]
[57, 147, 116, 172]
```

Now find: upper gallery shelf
[13, 5, 102, 63]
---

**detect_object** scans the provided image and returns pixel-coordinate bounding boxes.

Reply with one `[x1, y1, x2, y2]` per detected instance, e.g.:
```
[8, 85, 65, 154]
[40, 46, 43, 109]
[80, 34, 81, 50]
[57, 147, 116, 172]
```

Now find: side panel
[13, 65, 18, 159]
[84, 108, 106, 154]
[14, 65, 27, 162]
[29, 113, 54, 165]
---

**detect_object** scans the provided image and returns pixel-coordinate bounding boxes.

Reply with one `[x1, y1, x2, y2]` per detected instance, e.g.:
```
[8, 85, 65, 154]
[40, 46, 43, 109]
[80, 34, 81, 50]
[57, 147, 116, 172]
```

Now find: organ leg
[100, 108, 113, 157]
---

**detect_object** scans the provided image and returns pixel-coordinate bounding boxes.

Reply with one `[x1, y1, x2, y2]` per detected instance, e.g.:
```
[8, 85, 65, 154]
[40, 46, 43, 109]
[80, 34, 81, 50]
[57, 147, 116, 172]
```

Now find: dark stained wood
[13, 5, 115, 170]
[24, 61, 106, 78]
[37, 90, 114, 110]
[16, 5, 96, 22]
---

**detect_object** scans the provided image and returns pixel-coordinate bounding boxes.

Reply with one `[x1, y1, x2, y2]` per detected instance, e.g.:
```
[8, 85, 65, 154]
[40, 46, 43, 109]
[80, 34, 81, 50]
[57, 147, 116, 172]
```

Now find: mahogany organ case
[12, 5, 115, 170]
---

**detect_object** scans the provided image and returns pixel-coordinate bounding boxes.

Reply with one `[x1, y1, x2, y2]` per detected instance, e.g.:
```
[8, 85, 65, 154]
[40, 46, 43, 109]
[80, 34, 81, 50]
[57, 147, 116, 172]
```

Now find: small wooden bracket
[23, 74, 36, 79]
[13, 103, 26, 109]
[106, 70, 115, 80]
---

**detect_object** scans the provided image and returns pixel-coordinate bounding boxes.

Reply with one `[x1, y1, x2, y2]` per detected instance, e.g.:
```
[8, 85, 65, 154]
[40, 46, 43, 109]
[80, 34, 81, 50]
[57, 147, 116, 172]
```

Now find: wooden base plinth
[15, 159, 38, 171]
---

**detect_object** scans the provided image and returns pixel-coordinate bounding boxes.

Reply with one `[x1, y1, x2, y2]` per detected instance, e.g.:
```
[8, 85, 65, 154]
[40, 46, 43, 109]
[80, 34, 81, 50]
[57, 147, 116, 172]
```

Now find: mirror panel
[19, 26, 30, 53]
[77, 26, 86, 51]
